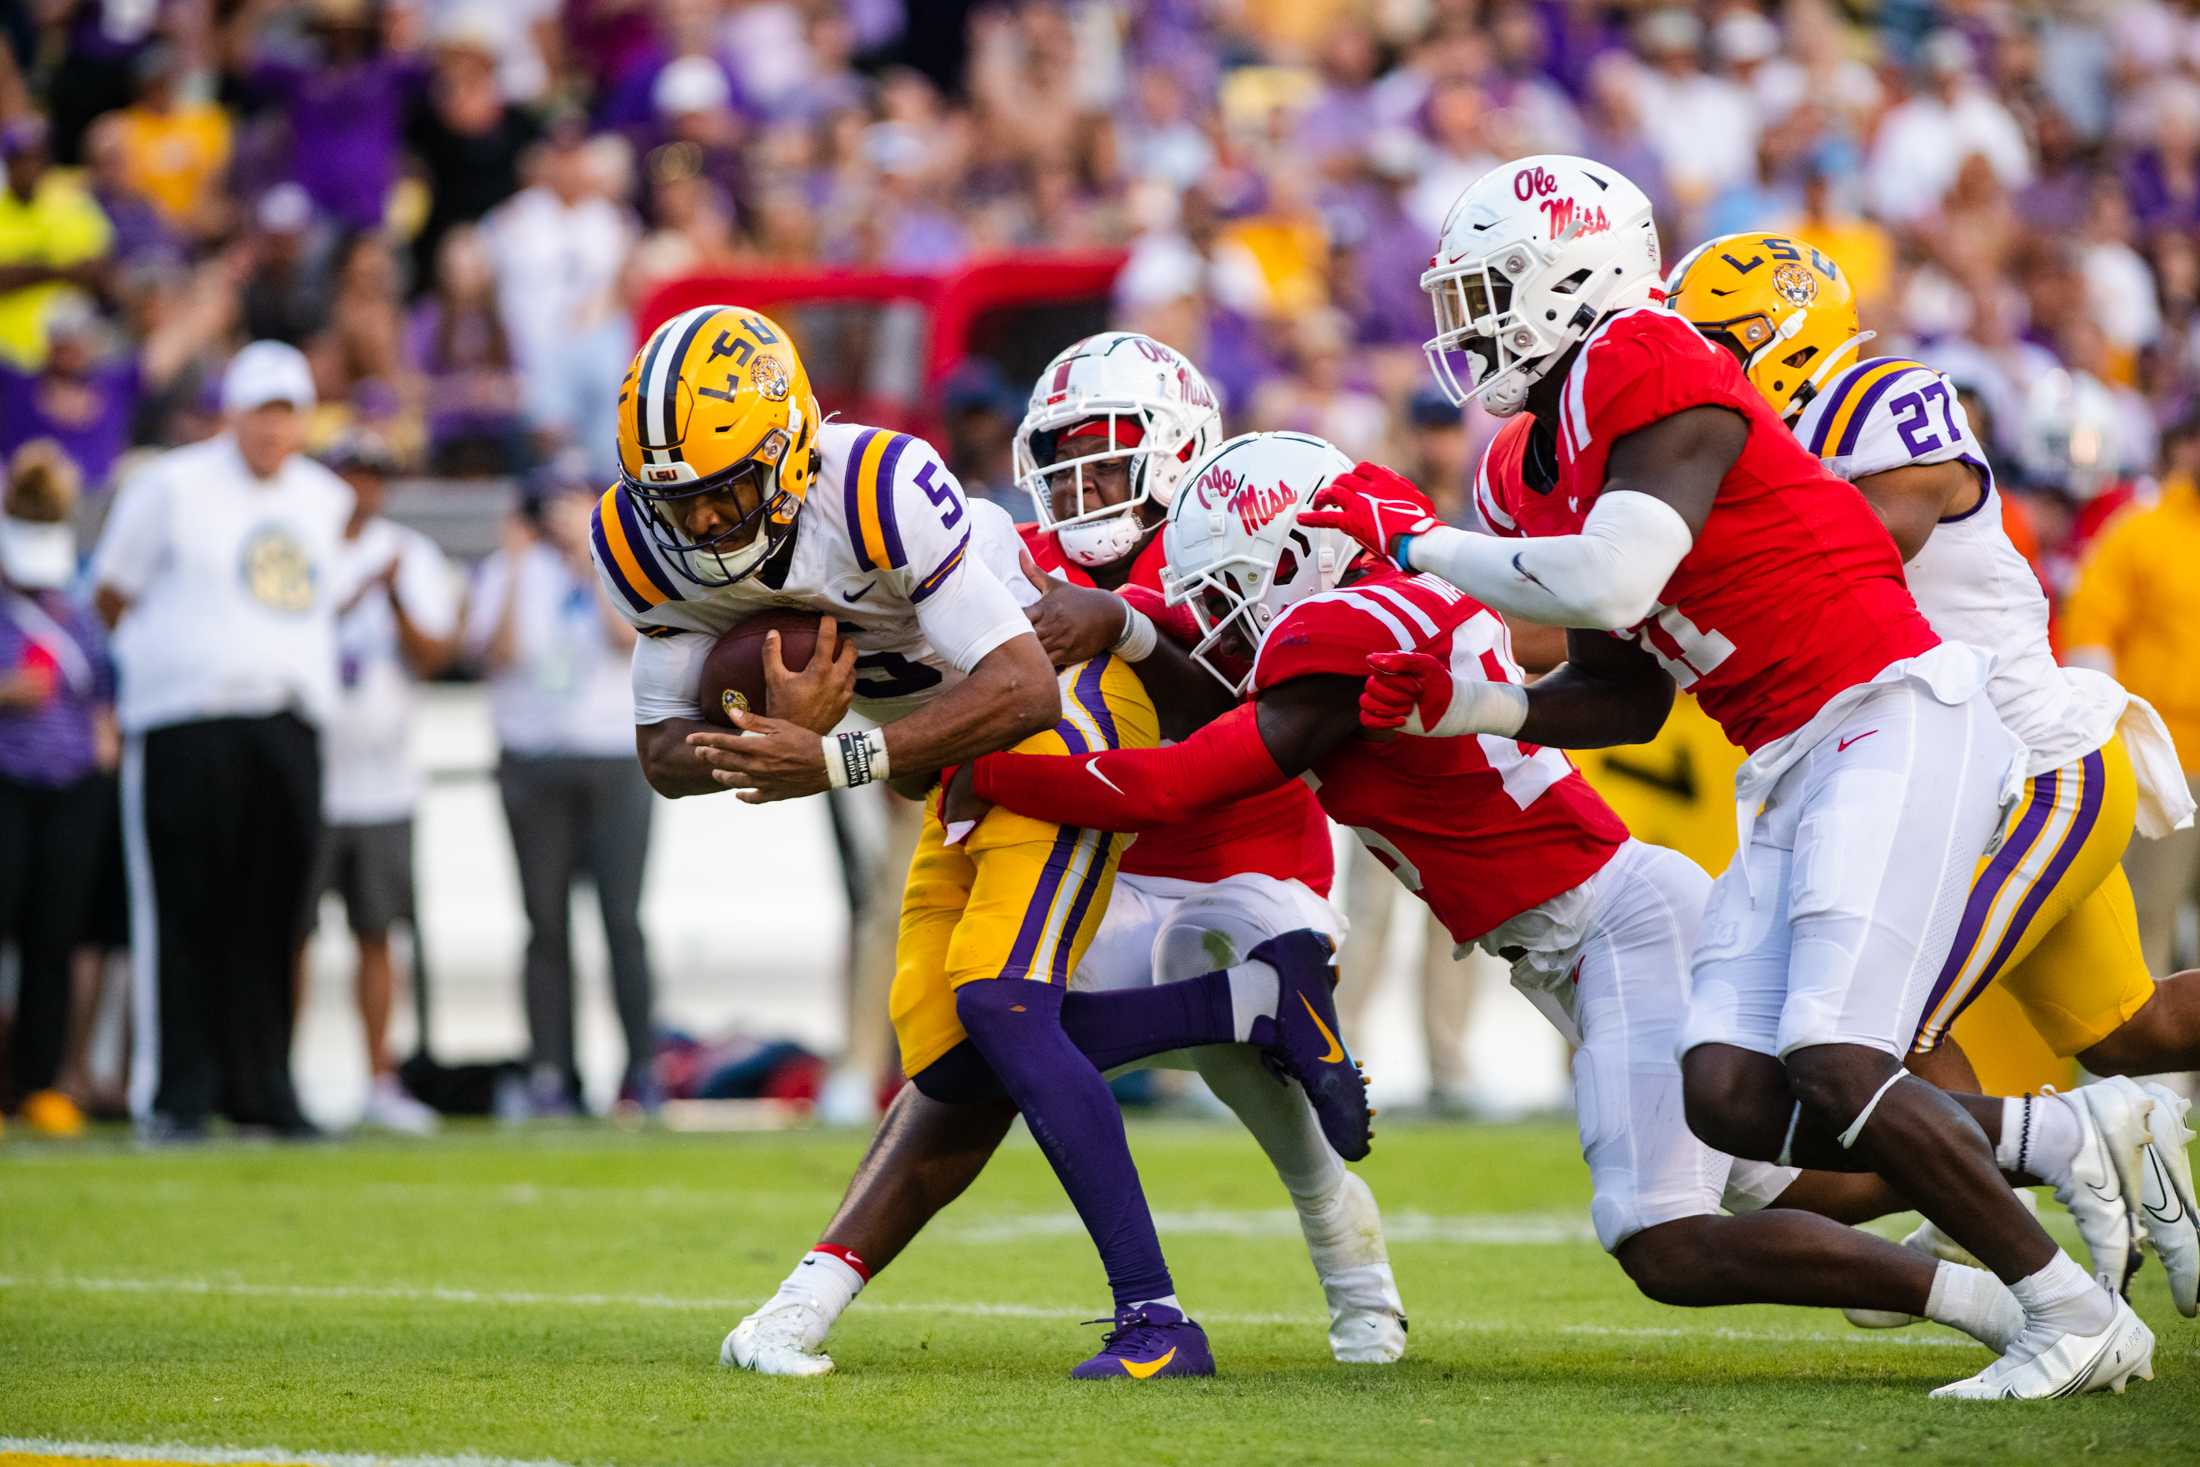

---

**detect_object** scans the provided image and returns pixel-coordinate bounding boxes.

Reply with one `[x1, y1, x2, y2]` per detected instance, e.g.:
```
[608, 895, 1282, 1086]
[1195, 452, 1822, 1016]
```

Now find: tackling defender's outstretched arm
[1514, 629, 1677, 749]
[1359, 624, 1673, 749]
[967, 674, 1360, 831]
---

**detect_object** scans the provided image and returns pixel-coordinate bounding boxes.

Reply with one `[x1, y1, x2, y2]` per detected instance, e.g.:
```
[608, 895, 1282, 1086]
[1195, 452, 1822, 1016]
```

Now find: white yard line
[0, 1435, 576, 1467]
[0, 1271, 1977, 1350]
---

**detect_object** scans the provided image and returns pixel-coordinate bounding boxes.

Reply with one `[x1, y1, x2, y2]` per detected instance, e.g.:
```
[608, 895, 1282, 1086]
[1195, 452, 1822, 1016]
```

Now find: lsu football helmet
[1162, 431, 1359, 695]
[1665, 233, 1874, 420]
[1013, 332, 1223, 568]
[615, 304, 821, 586]
[1421, 154, 1661, 415]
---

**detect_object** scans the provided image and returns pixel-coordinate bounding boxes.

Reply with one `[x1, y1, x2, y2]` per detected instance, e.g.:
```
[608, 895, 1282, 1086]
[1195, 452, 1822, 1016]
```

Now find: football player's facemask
[1015, 331, 1222, 569]
[1664, 233, 1874, 421]
[1422, 154, 1661, 416]
[616, 304, 821, 587]
[1162, 431, 1358, 696]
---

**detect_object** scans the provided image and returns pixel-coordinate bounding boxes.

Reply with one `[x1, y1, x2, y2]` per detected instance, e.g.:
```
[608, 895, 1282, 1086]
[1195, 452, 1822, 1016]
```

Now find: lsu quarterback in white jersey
[594, 304, 1370, 1383]
[1669, 236, 2200, 1320]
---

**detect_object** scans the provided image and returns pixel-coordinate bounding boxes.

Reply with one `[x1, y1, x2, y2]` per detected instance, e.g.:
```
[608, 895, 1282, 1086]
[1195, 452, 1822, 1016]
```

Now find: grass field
[4, 1117, 2197, 1467]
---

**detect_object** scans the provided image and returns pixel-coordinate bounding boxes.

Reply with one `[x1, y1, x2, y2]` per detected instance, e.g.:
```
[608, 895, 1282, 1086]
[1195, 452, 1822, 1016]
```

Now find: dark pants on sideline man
[0, 771, 107, 1102]
[496, 754, 656, 1100]
[124, 712, 321, 1130]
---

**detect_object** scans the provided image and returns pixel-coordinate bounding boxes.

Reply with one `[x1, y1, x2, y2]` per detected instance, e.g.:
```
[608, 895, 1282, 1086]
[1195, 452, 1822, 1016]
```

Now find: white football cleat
[2047, 1079, 2155, 1295]
[1300, 1172, 1407, 1364]
[720, 1300, 836, 1377]
[1928, 1295, 2154, 1400]
[2137, 1082, 2199, 1318]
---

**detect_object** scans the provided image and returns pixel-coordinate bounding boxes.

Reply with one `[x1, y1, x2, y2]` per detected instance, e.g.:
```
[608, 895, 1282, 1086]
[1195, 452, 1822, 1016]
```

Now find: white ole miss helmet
[2015, 368, 2122, 500]
[1014, 331, 1222, 568]
[1422, 154, 1662, 416]
[1162, 431, 1359, 695]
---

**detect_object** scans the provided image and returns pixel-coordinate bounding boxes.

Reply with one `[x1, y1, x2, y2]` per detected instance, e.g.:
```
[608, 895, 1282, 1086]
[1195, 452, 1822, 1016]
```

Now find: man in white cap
[91, 339, 353, 1142]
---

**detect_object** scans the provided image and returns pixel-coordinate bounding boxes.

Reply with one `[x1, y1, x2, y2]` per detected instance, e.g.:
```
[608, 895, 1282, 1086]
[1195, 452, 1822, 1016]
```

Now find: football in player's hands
[1299, 462, 1441, 564]
[699, 610, 821, 728]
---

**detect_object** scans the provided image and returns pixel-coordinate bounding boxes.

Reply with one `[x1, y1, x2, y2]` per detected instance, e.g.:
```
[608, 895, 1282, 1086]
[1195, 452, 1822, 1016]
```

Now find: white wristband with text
[823, 727, 892, 789]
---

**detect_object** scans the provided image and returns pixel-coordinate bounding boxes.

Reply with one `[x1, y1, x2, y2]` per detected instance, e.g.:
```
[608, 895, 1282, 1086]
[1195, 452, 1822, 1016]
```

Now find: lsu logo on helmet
[615, 304, 821, 586]
[1665, 234, 1870, 420]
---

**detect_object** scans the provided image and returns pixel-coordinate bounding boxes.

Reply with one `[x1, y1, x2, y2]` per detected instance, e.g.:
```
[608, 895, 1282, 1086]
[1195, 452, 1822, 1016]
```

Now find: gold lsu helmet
[616, 304, 821, 585]
[1664, 234, 1874, 421]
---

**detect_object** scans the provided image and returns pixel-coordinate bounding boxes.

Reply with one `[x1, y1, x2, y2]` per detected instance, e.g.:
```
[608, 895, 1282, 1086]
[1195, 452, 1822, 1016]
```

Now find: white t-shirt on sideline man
[464, 540, 634, 759]
[324, 519, 459, 826]
[91, 434, 354, 735]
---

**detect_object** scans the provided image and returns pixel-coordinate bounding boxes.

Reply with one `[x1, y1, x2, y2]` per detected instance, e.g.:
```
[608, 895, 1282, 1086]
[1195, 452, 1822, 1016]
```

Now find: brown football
[697, 610, 821, 727]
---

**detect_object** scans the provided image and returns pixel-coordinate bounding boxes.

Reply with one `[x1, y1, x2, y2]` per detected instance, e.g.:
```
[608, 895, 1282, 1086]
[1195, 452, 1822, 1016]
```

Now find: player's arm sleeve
[630, 626, 713, 724]
[1402, 493, 1692, 631]
[971, 702, 1287, 832]
[871, 439, 1030, 671]
[88, 459, 168, 599]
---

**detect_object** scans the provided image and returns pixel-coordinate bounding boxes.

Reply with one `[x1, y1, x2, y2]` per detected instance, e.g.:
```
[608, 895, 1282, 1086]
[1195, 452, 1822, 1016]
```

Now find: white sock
[775, 1249, 865, 1329]
[1924, 1260, 2025, 1352]
[1188, 1043, 1345, 1204]
[1130, 1293, 1183, 1316]
[2008, 1251, 2114, 1336]
[1227, 960, 1281, 1042]
[1995, 1094, 2083, 1180]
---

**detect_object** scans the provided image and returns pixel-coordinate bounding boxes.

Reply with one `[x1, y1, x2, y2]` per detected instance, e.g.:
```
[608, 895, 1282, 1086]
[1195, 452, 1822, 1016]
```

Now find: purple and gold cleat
[1069, 1304, 1217, 1380]
[1249, 929, 1373, 1161]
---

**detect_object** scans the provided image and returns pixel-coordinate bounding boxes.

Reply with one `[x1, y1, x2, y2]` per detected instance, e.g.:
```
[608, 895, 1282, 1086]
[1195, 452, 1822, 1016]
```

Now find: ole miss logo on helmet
[1230, 481, 1294, 534]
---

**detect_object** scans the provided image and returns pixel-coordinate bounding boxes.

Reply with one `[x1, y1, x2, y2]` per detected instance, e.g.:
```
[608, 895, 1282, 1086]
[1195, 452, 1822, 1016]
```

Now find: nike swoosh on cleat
[1122, 1346, 1177, 1379]
[2143, 1151, 2186, 1224]
[1300, 992, 1345, 1064]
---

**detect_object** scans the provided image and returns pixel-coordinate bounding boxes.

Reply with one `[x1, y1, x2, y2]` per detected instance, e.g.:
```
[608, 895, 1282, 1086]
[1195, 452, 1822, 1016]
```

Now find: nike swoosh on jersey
[846, 580, 878, 602]
[1086, 762, 1127, 796]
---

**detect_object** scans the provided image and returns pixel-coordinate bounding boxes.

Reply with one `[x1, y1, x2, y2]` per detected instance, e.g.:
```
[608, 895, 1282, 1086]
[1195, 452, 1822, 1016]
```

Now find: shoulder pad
[590, 487, 685, 616]
[1800, 358, 1937, 462]
[840, 428, 923, 573]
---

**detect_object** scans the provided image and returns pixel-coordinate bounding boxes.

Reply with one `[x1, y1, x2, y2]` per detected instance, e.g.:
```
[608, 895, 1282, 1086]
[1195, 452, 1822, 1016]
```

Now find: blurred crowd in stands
[4, 0, 2200, 1137]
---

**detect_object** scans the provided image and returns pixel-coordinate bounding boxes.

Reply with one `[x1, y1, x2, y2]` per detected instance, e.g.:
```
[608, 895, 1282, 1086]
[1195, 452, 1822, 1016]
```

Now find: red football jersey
[1475, 308, 1938, 752]
[1021, 523, 1334, 894]
[1252, 566, 1627, 945]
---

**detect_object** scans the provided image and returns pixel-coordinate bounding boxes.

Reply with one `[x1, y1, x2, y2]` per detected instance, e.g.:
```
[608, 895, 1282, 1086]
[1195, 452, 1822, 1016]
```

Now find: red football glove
[1359, 649, 1455, 735]
[1360, 648, 1526, 739]
[1300, 462, 1441, 566]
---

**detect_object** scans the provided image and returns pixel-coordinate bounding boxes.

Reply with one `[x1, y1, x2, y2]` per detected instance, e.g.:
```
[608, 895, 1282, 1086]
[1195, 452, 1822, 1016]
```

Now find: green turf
[3, 1118, 2195, 1466]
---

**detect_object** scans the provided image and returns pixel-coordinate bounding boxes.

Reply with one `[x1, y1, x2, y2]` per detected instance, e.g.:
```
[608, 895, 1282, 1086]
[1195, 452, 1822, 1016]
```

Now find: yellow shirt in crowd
[2062, 477, 2200, 771]
[114, 101, 232, 228]
[0, 174, 112, 369]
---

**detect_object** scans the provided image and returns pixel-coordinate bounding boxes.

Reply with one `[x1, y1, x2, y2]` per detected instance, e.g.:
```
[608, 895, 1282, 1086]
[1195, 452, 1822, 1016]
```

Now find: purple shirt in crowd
[0, 586, 110, 787]
[249, 53, 426, 231]
[0, 360, 140, 491]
